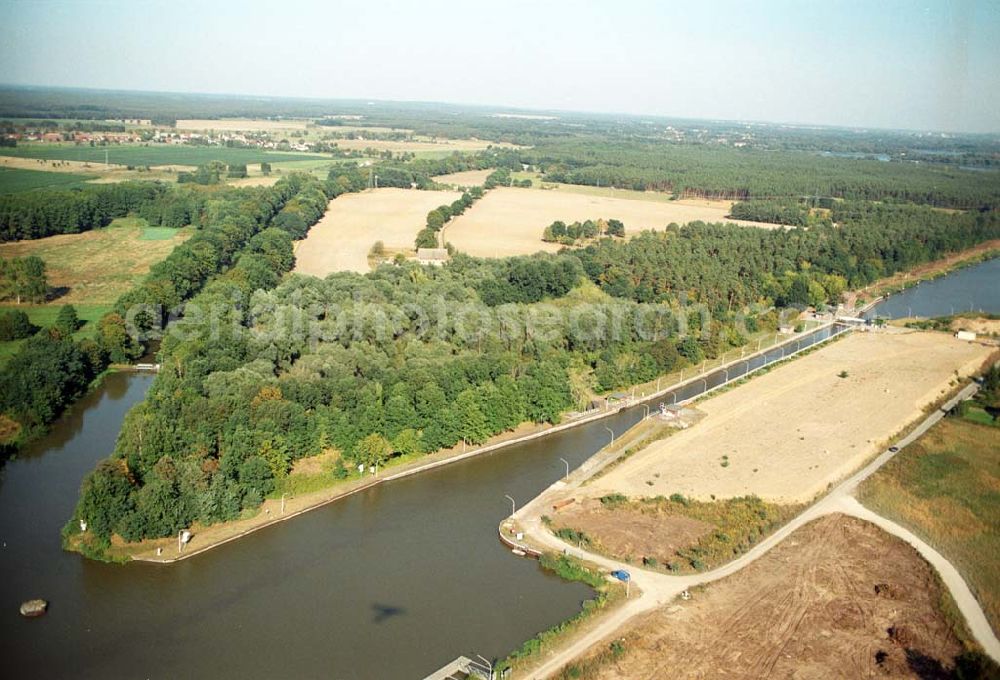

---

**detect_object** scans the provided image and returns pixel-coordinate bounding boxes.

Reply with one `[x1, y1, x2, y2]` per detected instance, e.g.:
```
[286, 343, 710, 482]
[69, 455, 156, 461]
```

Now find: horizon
[2, 0, 999, 134]
[2, 81, 997, 138]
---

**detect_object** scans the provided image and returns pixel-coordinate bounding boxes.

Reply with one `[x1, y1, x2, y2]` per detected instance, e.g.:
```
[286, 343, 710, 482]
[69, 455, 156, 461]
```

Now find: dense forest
[575, 204, 1000, 307]
[0, 181, 205, 241]
[68, 197, 1000, 548]
[529, 141, 999, 209]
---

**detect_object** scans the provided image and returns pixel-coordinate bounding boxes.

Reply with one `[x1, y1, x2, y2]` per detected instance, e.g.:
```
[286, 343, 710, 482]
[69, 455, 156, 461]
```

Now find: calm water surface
[865, 257, 1000, 319]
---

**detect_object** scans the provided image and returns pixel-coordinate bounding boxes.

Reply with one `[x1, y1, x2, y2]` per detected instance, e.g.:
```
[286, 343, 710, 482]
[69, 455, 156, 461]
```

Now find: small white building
[416, 248, 449, 266]
[956, 330, 977, 342]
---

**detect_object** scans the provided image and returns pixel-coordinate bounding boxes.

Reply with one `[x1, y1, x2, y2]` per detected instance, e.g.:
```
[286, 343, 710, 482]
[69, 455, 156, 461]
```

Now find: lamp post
[640, 404, 650, 420]
[559, 457, 570, 479]
[604, 426, 614, 445]
[504, 494, 516, 518]
[281, 493, 287, 515]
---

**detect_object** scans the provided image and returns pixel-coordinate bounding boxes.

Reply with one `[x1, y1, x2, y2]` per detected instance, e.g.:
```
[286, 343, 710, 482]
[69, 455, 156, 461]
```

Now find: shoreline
[853, 243, 1000, 309]
[129, 322, 844, 564]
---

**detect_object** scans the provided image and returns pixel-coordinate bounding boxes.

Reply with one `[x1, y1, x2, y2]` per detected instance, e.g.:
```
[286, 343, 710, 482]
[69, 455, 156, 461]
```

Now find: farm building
[416, 248, 449, 266]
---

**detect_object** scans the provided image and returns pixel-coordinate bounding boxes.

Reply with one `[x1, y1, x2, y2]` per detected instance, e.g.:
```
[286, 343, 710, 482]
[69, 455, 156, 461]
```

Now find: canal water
[864, 257, 1000, 319]
[0, 322, 845, 679]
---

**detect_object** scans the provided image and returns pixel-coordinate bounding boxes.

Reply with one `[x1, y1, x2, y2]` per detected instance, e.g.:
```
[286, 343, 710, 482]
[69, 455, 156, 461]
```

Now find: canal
[864, 256, 1000, 319]
[0, 322, 854, 679]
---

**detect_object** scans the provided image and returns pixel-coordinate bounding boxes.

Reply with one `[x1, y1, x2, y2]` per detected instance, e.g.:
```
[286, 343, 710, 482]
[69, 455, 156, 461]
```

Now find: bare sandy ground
[444, 188, 782, 257]
[176, 118, 310, 131]
[293, 188, 460, 276]
[587, 331, 992, 504]
[951, 316, 1000, 336]
[578, 514, 966, 679]
[432, 169, 493, 186]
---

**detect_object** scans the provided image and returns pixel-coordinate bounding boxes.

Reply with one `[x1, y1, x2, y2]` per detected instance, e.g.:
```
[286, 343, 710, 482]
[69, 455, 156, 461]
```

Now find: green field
[858, 416, 1000, 634]
[0, 144, 324, 167]
[138, 225, 182, 240]
[0, 166, 94, 193]
[0, 303, 110, 368]
[962, 404, 999, 428]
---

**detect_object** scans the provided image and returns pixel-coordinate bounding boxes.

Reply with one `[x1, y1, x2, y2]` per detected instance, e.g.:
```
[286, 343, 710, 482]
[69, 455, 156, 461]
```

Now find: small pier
[422, 655, 495, 679]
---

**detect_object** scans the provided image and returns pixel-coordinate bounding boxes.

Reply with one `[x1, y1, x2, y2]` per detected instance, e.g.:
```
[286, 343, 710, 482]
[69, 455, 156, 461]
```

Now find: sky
[1, 0, 999, 133]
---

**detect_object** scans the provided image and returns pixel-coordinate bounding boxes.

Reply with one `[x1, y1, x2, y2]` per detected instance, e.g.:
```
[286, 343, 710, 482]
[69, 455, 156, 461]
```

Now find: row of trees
[0, 182, 177, 241]
[1, 173, 341, 456]
[414, 186, 483, 249]
[542, 218, 625, 245]
[177, 161, 245, 185]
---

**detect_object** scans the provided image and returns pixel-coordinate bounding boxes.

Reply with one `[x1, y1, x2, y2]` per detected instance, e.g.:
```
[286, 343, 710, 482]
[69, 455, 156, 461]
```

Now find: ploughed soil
[580, 515, 968, 679]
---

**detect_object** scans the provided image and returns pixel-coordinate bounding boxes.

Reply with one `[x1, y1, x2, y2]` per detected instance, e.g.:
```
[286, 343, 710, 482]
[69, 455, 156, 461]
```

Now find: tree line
[415, 186, 484, 249]
[522, 140, 1000, 210]
[574, 203, 1000, 309]
[543, 218, 625, 245]
[0, 181, 203, 241]
[0, 172, 344, 456]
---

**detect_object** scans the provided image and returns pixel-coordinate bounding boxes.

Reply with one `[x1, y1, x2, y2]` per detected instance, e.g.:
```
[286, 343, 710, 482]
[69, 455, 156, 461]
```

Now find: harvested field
[0, 155, 113, 174]
[0, 218, 191, 304]
[293, 188, 461, 276]
[0, 155, 182, 187]
[444, 188, 782, 258]
[586, 331, 992, 504]
[432, 169, 493, 187]
[564, 514, 971, 679]
[859, 417, 1000, 635]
